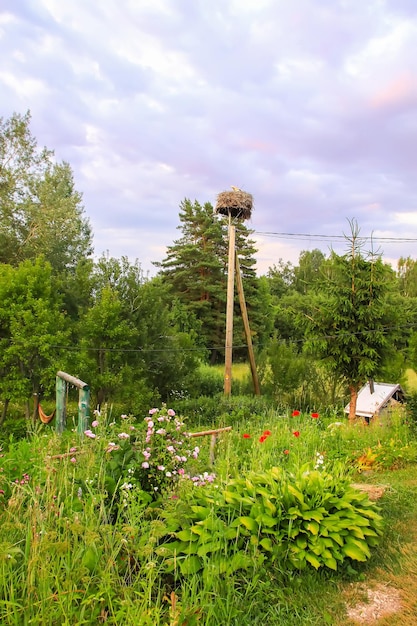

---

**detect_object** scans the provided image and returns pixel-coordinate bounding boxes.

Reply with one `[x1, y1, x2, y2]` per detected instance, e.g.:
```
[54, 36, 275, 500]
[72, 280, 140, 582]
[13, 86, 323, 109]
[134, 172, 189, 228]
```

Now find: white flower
[165, 471, 172, 477]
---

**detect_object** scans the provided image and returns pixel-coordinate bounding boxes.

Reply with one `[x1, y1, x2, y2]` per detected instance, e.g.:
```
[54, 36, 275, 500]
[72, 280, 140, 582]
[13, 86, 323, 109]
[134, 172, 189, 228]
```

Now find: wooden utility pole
[224, 218, 236, 395]
[215, 187, 259, 397]
[235, 252, 261, 395]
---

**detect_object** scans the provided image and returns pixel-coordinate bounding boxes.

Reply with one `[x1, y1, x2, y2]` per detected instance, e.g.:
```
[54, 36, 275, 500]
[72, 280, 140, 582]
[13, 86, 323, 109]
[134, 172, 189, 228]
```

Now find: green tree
[397, 256, 417, 298]
[0, 258, 70, 422]
[303, 223, 400, 420]
[0, 111, 92, 273]
[293, 249, 326, 294]
[158, 199, 263, 363]
[75, 256, 204, 408]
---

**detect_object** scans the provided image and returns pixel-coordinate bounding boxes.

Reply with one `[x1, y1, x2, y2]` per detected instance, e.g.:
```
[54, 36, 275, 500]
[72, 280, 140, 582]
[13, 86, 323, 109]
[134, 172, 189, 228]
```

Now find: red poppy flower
[291, 410, 300, 417]
[263, 430, 271, 436]
[259, 435, 267, 443]
[311, 412, 319, 419]
[293, 431, 300, 438]
[243, 433, 251, 439]
[283, 449, 290, 455]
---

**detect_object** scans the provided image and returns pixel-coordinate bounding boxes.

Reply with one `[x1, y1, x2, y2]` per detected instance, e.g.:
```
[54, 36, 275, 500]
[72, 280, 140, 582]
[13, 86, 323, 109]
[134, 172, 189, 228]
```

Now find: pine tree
[303, 222, 399, 420]
[158, 199, 262, 362]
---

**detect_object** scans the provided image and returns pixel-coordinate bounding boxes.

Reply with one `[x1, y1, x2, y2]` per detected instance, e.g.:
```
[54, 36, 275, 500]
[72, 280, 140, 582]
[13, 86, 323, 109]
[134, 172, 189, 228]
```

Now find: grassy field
[0, 405, 417, 624]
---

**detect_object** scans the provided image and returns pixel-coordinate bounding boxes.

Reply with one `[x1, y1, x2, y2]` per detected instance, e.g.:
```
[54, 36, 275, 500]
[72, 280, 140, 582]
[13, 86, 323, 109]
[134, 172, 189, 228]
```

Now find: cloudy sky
[1, 0, 417, 275]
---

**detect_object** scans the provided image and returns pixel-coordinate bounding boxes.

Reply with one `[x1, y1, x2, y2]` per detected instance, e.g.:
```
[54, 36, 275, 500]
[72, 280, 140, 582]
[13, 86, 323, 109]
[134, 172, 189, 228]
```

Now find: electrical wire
[254, 231, 417, 244]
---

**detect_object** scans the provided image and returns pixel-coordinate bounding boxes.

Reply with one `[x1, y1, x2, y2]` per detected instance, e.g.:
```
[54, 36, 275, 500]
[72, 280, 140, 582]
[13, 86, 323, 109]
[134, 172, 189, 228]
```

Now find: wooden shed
[344, 381, 405, 423]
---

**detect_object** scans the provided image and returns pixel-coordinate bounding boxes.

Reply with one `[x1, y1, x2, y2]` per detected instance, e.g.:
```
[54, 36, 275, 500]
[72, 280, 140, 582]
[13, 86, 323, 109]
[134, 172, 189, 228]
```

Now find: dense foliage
[1, 404, 416, 624]
[1, 111, 416, 422]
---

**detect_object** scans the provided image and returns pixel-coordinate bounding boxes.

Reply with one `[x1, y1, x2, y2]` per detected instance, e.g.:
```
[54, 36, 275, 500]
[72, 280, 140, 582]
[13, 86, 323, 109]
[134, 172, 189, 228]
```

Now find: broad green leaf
[259, 537, 273, 551]
[179, 555, 202, 575]
[323, 557, 338, 570]
[176, 529, 198, 542]
[305, 552, 321, 569]
[190, 505, 211, 520]
[304, 520, 320, 535]
[196, 541, 223, 557]
[238, 516, 259, 533]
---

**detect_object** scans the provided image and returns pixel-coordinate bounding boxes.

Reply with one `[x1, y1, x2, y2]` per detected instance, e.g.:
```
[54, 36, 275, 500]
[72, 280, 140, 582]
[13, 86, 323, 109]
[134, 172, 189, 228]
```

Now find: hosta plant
[154, 463, 384, 577]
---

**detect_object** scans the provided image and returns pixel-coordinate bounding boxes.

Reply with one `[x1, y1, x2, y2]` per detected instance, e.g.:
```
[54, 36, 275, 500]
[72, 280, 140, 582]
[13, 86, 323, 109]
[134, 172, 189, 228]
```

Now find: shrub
[153, 463, 384, 577]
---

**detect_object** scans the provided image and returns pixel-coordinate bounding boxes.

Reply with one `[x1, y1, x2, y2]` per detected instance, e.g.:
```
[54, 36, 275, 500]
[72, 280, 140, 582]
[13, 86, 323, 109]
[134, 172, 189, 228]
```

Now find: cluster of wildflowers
[137, 407, 201, 493]
[15, 473, 30, 485]
[242, 429, 272, 443]
[184, 471, 217, 487]
[259, 430, 271, 443]
[314, 452, 326, 470]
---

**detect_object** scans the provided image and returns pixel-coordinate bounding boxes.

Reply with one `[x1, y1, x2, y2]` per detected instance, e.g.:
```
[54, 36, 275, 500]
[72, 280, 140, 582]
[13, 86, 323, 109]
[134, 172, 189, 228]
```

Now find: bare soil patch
[346, 583, 402, 624]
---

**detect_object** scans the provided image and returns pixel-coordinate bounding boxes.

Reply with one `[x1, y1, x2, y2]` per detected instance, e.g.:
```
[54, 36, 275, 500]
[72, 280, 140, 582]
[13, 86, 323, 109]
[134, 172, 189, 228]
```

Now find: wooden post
[224, 219, 236, 395]
[56, 375, 67, 435]
[55, 371, 90, 436]
[78, 387, 90, 436]
[235, 252, 261, 395]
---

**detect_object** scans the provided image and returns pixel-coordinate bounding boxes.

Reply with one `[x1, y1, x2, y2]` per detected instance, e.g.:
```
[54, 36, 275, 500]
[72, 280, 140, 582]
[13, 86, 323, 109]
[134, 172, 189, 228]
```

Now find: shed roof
[344, 382, 405, 418]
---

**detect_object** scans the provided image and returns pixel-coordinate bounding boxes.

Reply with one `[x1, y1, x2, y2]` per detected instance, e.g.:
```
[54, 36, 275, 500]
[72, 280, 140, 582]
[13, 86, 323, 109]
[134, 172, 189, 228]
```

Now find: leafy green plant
[155, 464, 384, 578]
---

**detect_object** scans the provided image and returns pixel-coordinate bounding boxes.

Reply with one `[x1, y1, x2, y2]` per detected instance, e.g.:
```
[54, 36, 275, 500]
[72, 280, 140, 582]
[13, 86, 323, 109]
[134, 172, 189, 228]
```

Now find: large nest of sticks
[215, 189, 253, 220]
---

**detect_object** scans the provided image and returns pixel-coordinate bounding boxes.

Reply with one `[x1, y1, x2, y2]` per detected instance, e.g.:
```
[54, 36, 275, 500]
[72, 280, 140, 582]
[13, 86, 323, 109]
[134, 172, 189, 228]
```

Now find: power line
[6, 320, 416, 355]
[254, 231, 417, 244]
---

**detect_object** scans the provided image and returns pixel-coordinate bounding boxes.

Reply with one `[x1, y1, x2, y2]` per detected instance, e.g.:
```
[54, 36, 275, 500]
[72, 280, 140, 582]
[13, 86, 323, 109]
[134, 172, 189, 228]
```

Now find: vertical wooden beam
[55, 375, 66, 435]
[224, 220, 236, 395]
[78, 386, 90, 436]
[235, 252, 261, 395]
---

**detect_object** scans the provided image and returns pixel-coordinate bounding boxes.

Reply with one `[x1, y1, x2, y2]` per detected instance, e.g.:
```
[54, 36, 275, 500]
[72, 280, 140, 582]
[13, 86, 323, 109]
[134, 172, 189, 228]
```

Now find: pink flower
[118, 432, 130, 440]
[91, 420, 99, 428]
[84, 430, 96, 439]
[178, 468, 185, 475]
[149, 408, 158, 415]
[142, 461, 149, 469]
[70, 447, 77, 453]
[167, 409, 176, 417]
[157, 465, 165, 471]
[70, 457, 77, 463]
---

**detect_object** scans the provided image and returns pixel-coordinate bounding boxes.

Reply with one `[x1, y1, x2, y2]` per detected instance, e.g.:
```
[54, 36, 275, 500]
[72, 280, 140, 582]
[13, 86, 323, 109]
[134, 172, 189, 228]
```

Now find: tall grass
[0, 406, 416, 624]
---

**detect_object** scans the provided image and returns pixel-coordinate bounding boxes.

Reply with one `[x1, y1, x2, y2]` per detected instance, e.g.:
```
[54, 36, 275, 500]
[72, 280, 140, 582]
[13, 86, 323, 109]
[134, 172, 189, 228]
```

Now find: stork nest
[215, 190, 253, 220]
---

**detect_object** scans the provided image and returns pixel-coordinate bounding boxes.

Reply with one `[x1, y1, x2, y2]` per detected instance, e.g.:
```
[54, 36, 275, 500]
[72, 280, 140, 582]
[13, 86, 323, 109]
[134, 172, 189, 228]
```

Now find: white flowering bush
[82, 405, 205, 503]
[135, 406, 201, 494]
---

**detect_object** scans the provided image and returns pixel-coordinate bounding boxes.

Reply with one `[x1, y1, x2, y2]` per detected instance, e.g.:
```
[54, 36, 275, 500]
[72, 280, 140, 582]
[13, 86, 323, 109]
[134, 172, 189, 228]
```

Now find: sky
[1, 0, 417, 276]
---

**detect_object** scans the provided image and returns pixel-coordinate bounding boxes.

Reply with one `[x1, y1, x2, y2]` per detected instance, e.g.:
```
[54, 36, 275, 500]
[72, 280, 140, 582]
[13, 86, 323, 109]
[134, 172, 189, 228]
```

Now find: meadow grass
[0, 406, 416, 624]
